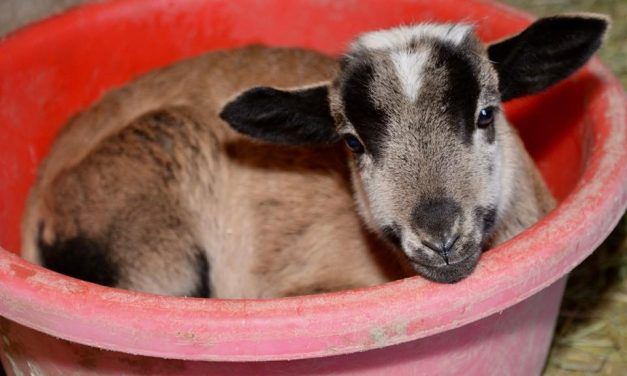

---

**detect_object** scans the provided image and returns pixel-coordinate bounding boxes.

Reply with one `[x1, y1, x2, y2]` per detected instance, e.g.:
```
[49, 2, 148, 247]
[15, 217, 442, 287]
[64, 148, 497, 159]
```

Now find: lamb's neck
[490, 125, 556, 246]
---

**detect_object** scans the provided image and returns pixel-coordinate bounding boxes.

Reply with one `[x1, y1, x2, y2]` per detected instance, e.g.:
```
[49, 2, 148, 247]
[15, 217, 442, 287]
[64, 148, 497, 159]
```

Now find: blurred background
[0, 1, 625, 374]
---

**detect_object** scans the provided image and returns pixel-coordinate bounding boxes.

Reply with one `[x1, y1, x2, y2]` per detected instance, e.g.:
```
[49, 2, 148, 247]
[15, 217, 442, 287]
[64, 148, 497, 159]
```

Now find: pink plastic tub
[0, 0, 625, 374]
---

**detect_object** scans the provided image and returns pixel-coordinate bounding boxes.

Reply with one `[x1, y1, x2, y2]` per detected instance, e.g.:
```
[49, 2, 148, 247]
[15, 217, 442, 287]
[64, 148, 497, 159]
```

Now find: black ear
[487, 14, 608, 101]
[219, 85, 339, 145]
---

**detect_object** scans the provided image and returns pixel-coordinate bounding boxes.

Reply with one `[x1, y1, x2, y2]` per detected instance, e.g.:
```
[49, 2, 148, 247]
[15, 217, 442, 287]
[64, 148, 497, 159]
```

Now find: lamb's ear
[219, 84, 339, 145]
[487, 14, 609, 101]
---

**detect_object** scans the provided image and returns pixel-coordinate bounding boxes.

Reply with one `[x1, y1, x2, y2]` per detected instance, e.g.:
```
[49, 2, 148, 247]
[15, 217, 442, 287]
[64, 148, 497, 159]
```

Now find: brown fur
[22, 47, 406, 298]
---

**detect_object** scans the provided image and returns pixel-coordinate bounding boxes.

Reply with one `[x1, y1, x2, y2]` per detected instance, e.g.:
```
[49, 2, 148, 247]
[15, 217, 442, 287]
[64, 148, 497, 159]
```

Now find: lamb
[21, 15, 608, 298]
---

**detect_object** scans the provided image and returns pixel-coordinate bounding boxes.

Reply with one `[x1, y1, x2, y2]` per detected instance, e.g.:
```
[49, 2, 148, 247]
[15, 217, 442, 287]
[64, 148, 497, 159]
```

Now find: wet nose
[422, 234, 459, 264]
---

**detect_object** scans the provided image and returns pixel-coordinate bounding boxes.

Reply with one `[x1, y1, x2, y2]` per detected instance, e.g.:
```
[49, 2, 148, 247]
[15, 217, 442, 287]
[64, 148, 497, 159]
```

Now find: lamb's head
[220, 15, 607, 283]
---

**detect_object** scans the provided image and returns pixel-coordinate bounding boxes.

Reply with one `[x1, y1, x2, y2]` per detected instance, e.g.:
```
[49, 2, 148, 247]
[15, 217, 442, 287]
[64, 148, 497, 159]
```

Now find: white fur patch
[391, 50, 430, 102]
[355, 23, 472, 51]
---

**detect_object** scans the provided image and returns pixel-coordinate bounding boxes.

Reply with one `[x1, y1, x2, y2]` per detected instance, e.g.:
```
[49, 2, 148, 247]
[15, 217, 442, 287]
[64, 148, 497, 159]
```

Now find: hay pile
[546, 218, 626, 374]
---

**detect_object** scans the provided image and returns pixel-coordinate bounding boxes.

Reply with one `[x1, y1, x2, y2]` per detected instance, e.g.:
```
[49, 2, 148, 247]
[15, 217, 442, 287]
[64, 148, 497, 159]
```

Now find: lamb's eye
[343, 134, 365, 154]
[477, 107, 496, 128]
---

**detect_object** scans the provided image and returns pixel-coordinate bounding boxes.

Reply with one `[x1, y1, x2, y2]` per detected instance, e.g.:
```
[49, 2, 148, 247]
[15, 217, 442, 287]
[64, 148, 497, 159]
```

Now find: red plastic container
[0, 0, 625, 374]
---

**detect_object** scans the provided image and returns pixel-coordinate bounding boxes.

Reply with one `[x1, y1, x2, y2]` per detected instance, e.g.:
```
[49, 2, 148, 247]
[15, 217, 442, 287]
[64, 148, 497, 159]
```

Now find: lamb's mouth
[409, 251, 481, 283]
[409, 251, 472, 266]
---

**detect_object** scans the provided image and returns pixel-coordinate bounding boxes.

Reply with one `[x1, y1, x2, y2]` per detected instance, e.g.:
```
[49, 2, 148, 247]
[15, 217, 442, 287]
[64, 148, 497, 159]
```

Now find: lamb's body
[22, 47, 405, 298]
[23, 14, 606, 296]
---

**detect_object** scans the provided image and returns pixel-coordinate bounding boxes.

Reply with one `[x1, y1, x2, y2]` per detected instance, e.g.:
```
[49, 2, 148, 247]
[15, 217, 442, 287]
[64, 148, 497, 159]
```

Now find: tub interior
[0, 0, 603, 257]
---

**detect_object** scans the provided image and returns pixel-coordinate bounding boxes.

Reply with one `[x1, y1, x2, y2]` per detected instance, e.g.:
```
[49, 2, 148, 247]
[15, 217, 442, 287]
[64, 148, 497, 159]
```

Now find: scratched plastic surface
[0, 0, 625, 374]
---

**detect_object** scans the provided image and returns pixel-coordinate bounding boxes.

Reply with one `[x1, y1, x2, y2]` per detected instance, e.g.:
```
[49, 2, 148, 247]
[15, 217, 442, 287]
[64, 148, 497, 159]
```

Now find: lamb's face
[220, 15, 607, 284]
[329, 25, 502, 282]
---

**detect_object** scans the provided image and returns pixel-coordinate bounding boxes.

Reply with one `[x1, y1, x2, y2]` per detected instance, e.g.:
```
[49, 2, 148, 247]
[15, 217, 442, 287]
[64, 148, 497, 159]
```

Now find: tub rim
[0, 0, 625, 362]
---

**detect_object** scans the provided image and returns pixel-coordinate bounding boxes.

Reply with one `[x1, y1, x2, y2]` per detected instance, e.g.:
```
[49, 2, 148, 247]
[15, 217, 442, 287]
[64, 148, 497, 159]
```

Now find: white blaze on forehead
[354, 23, 472, 51]
[391, 49, 430, 102]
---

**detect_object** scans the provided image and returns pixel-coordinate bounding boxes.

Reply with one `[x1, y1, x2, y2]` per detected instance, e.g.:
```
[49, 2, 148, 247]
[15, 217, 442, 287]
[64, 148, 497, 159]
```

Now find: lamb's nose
[412, 198, 461, 236]
[422, 234, 459, 264]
